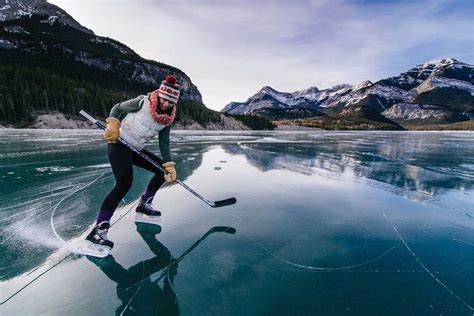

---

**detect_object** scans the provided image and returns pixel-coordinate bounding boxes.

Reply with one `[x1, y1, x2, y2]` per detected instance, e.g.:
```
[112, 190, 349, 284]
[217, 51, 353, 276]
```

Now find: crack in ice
[453, 238, 474, 248]
[50, 173, 107, 245]
[246, 233, 401, 271]
[119, 261, 145, 316]
[383, 213, 473, 312]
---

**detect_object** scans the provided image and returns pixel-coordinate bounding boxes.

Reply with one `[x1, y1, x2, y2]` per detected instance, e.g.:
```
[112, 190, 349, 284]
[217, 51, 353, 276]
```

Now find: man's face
[159, 98, 175, 111]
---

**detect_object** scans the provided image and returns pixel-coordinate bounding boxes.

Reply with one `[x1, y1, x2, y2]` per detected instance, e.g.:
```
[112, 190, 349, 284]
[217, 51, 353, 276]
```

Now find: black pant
[101, 143, 165, 213]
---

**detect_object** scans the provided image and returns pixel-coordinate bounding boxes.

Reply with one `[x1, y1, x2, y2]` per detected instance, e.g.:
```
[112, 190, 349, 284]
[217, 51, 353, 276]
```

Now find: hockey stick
[173, 226, 236, 263]
[79, 110, 236, 208]
[156, 226, 236, 279]
[122, 225, 237, 292]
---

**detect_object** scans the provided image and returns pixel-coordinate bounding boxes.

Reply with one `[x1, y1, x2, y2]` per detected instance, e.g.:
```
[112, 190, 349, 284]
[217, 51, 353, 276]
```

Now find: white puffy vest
[120, 97, 166, 150]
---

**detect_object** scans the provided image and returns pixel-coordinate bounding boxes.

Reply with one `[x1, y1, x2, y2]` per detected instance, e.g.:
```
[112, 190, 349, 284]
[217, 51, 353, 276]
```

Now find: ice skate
[78, 221, 114, 257]
[135, 197, 161, 225]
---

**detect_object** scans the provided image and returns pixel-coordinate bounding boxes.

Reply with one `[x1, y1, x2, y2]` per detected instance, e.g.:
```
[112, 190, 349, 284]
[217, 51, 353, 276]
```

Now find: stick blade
[212, 197, 237, 208]
[210, 226, 237, 234]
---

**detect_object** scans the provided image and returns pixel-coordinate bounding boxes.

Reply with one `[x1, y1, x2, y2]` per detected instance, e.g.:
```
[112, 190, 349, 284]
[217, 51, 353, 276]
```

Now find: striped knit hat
[158, 75, 180, 103]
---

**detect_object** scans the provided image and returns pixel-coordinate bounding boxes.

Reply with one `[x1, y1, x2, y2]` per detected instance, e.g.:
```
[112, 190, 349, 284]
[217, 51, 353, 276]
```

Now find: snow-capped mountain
[0, 0, 93, 34]
[415, 76, 474, 95]
[222, 84, 353, 115]
[221, 80, 409, 114]
[0, 2, 202, 101]
[0, 0, 214, 128]
[222, 58, 474, 128]
[378, 58, 474, 90]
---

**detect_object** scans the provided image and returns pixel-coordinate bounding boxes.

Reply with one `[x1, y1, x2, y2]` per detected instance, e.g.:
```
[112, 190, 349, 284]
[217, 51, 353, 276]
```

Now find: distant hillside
[408, 119, 474, 131]
[253, 107, 325, 120]
[0, 6, 276, 130]
[222, 59, 474, 130]
[0, 11, 204, 126]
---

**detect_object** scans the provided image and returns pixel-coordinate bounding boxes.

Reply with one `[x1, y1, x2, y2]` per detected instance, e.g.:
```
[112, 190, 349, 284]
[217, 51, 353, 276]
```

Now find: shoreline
[1, 112, 473, 131]
[0, 112, 253, 131]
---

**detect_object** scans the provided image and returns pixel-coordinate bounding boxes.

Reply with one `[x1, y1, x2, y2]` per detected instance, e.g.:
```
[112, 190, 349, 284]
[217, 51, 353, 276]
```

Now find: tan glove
[103, 117, 120, 143]
[162, 162, 176, 183]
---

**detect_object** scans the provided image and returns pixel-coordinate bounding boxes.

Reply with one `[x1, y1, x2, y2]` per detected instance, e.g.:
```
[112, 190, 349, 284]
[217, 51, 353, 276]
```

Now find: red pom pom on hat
[158, 75, 180, 103]
[165, 75, 177, 85]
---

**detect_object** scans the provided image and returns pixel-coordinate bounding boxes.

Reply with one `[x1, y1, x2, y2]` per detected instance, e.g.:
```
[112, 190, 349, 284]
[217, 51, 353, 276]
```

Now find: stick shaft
[79, 110, 221, 207]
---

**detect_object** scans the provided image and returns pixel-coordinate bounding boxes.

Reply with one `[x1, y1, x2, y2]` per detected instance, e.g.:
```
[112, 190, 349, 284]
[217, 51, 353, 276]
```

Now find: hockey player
[83, 75, 180, 256]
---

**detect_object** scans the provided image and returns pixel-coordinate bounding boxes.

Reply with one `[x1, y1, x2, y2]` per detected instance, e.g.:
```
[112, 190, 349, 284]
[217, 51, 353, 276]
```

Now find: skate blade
[135, 213, 161, 225]
[75, 241, 111, 258]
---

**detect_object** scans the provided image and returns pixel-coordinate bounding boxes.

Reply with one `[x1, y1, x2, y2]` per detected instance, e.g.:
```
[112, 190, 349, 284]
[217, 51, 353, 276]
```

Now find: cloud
[50, 0, 473, 110]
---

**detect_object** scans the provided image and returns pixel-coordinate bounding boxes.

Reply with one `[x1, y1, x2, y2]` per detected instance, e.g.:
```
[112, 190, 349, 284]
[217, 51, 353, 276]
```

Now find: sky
[49, 0, 474, 111]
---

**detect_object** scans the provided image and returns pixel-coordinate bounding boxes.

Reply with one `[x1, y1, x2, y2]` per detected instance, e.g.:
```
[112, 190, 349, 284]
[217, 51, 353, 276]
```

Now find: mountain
[378, 58, 474, 90]
[222, 84, 353, 115]
[222, 58, 474, 130]
[0, 0, 93, 34]
[1, 0, 255, 130]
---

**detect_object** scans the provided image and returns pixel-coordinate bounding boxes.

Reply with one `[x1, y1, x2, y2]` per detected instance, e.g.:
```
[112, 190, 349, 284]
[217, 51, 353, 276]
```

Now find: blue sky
[50, 0, 474, 110]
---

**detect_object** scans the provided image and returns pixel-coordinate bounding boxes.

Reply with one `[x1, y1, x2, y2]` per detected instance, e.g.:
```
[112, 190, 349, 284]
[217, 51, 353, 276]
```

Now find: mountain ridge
[2, 1, 269, 130]
[222, 58, 474, 129]
[1, 0, 93, 34]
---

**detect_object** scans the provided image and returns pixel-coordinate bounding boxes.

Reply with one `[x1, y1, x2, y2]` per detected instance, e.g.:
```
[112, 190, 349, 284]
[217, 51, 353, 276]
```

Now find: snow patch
[90, 37, 133, 55]
[408, 58, 473, 80]
[14, 9, 33, 17]
[421, 58, 457, 68]
[352, 80, 373, 91]
[0, 38, 18, 49]
[75, 52, 113, 71]
[382, 103, 447, 120]
[416, 76, 474, 94]
[87, 164, 111, 169]
[36, 166, 75, 172]
[3, 25, 29, 34]
[259, 86, 292, 104]
[329, 84, 409, 108]
[40, 16, 60, 25]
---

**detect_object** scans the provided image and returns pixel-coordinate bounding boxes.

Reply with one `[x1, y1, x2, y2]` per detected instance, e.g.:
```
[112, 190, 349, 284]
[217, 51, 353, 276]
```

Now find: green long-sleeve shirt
[109, 95, 172, 162]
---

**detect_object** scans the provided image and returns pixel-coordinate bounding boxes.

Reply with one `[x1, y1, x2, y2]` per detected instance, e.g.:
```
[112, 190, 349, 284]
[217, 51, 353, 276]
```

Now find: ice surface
[0, 130, 473, 314]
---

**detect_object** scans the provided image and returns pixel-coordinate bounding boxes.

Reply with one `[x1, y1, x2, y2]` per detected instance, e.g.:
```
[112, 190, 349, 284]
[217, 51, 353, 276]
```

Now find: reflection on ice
[86, 224, 235, 315]
[1, 130, 473, 314]
[221, 132, 473, 197]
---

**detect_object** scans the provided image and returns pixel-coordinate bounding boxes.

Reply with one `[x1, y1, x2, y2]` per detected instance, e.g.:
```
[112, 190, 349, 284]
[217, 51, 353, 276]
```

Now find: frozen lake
[1, 130, 473, 315]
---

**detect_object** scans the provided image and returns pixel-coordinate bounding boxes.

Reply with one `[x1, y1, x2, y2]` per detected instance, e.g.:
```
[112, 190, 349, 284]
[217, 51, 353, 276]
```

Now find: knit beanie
[158, 75, 180, 103]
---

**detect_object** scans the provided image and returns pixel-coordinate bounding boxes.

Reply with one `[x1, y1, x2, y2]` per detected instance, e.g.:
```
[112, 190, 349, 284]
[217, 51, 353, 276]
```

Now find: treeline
[0, 64, 275, 130]
[277, 106, 404, 130]
[227, 114, 276, 130]
[0, 64, 135, 124]
[175, 101, 222, 127]
[0, 15, 276, 130]
[175, 102, 276, 130]
[409, 119, 474, 131]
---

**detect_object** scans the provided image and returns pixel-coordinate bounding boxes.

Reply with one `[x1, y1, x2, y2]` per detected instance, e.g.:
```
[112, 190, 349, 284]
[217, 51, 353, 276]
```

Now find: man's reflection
[88, 223, 236, 315]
